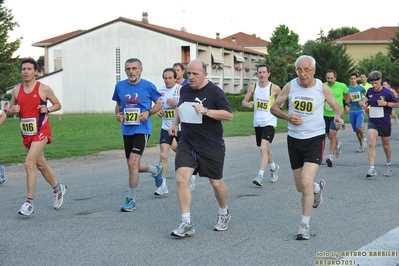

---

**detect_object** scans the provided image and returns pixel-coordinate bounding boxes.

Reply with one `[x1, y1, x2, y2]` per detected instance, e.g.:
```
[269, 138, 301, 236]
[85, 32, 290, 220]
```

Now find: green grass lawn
[0, 111, 358, 164]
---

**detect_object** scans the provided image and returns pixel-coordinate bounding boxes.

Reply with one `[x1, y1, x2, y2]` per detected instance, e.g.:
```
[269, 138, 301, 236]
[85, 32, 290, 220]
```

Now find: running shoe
[270, 164, 279, 183]
[0, 165, 5, 184]
[253, 175, 264, 187]
[296, 222, 310, 240]
[362, 138, 367, 149]
[53, 184, 67, 209]
[366, 168, 377, 178]
[154, 185, 169, 196]
[326, 157, 333, 167]
[18, 201, 34, 216]
[335, 142, 342, 158]
[152, 163, 164, 188]
[171, 221, 195, 237]
[190, 175, 196, 192]
[313, 179, 325, 208]
[213, 210, 231, 231]
[384, 165, 392, 177]
[356, 145, 363, 153]
[120, 197, 136, 212]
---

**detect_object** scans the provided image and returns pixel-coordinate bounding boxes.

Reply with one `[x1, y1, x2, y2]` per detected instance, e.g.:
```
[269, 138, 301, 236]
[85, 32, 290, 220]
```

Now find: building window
[116, 48, 121, 83]
[54, 49, 62, 71]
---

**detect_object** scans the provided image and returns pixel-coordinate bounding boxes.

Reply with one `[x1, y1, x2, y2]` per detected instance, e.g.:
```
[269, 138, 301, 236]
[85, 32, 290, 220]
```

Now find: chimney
[142, 12, 149, 24]
[231, 37, 236, 44]
[216, 32, 220, 40]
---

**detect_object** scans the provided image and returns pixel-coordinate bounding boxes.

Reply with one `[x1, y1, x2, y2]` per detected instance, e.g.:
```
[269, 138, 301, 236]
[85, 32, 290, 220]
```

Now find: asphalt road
[1, 122, 399, 266]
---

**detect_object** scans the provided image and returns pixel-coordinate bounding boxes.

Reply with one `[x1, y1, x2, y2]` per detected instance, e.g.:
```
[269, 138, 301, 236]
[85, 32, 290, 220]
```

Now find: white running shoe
[53, 184, 67, 209]
[171, 221, 195, 237]
[270, 165, 279, 183]
[384, 165, 392, 177]
[362, 138, 367, 149]
[253, 175, 264, 186]
[154, 185, 169, 196]
[335, 142, 342, 158]
[213, 210, 231, 231]
[18, 201, 34, 216]
[356, 145, 363, 153]
[296, 222, 310, 240]
[366, 168, 377, 178]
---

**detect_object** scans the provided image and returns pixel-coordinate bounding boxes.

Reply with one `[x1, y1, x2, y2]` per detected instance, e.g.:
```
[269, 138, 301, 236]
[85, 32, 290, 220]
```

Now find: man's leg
[366, 129, 378, 177]
[293, 162, 320, 240]
[210, 178, 230, 231]
[25, 138, 54, 199]
[381, 136, 393, 177]
[171, 167, 195, 237]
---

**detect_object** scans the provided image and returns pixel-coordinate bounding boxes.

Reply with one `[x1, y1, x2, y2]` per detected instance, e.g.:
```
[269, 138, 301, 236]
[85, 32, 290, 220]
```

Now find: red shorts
[22, 123, 52, 149]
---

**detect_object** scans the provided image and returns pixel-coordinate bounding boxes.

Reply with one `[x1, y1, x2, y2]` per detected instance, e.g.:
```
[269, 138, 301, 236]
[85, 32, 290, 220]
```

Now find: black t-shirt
[178, 81, 232, 152]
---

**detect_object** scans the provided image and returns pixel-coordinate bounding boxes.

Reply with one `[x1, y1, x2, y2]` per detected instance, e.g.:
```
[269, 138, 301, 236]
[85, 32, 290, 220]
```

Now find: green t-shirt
[360, 82, 372, 90]
[324, 81, 348, 117]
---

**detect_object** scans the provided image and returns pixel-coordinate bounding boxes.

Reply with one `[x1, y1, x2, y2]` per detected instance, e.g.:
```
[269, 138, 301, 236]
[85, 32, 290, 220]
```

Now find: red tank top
[17, 81, 50, 135]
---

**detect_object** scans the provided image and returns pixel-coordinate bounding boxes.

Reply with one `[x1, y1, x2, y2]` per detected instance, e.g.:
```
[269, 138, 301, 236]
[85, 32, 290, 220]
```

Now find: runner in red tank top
[9, 57, 67, 216]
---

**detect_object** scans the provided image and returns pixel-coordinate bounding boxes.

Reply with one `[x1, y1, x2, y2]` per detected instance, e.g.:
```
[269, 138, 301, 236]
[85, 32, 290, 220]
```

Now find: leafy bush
[226, 93, 252, 112]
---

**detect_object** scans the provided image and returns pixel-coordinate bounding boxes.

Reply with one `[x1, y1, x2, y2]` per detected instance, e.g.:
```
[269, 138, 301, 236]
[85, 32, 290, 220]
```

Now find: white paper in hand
[179, 102, 203, 124]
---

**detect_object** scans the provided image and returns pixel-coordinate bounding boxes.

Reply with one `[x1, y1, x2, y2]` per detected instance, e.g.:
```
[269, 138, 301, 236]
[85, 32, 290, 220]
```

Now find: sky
[5, 0, 399, 60]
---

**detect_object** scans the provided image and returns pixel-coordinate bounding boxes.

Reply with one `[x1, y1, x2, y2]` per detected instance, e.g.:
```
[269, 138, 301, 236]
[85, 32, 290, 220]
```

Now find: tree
[316, 27, 360, 43]
[0, 0, 22, 96]
[357, 52, 399, 88]
[264, 46, 297, 87]
[259, 25, 302, 86]
[326, 27, 360, 41]
[387, 30, 399, 61]
[308, 42, 355, 83]
[303, 40, 317, 55]
[267, 25, 302, 55]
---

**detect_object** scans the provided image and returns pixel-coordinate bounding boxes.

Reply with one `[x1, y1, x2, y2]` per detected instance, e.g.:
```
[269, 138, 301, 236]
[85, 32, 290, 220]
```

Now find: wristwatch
[47, 107, 51, 113]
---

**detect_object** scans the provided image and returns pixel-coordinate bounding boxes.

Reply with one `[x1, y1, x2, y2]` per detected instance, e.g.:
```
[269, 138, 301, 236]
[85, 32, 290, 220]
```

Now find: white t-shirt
[253, 82, 277, 127]
[288, 78, 325, 139]
[158, 84, 181, 130]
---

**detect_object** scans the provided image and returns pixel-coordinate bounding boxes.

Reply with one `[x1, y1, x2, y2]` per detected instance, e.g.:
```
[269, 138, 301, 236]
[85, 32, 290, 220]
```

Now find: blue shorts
[159, 128, 180, 145]
[324, 116, 338, 133]
[349, 111, 365, 132]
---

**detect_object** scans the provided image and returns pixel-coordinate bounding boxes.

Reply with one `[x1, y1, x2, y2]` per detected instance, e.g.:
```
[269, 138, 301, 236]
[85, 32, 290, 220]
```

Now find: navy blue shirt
[178, 81, 232, 152]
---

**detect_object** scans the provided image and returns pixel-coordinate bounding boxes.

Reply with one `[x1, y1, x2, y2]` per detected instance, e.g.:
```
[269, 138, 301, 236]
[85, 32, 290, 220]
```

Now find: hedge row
[226, 94, 252, 112]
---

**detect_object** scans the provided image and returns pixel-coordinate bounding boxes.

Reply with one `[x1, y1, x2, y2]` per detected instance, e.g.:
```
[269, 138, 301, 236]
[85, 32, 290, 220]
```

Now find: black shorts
[175, 144, 225, 179]
[160, 128, 180, 145]
[123, 134, 149, 158]
[324, 116, 338, 133]
[368, 121, 391, 137]
[287, 134, 325, 170]
[255, 126, 275, 147]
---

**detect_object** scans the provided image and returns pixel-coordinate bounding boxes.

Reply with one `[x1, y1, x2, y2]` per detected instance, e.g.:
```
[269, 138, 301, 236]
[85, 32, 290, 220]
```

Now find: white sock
[258, 170, 264, 177]
[269, 162, 276, 171]
[149, 165, 158, 175]
[128, 187, 136, 200]
[182, 213, 191, 223]
[218, 207, 228, 215]
[386, 162, 391, 166]
[301, 215, 310, 226]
